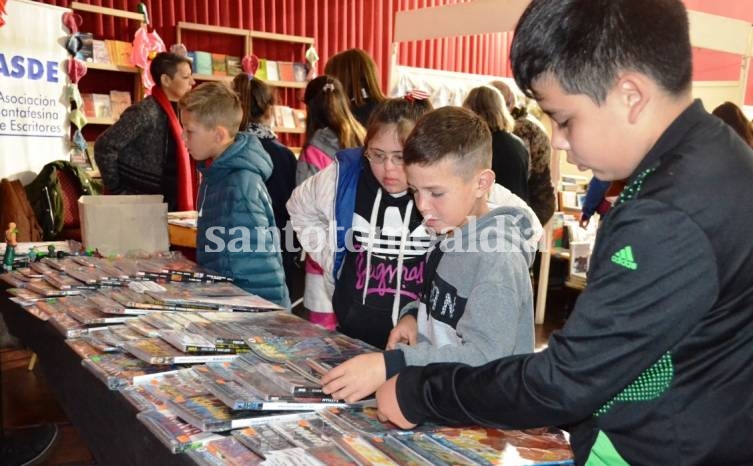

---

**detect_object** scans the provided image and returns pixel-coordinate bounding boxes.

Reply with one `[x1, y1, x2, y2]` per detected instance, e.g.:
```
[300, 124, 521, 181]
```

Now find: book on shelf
[92, 39, 111, 64]
[293, 108, 306, 129]
[74, 32, 94, 62]
[277, 61, 294, 82]
[92, 93, 112, 119]
[193, 51, 212, 75]
[293, 62, 308, 82]
[254, 59, 268, 80]
[225, 55, 242, 77]
[265, 60, 279, 81]
[211, 53, 227, 76]
[185, 51, 196, 72]
[80, 93, 96, 118]
[104, 40, 133, 67]
[109, 90, 132, 121]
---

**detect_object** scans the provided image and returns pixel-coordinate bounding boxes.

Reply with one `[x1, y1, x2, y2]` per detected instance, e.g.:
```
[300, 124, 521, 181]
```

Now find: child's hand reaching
[386, 315, 418, 349]
[320, 353, 386, 403]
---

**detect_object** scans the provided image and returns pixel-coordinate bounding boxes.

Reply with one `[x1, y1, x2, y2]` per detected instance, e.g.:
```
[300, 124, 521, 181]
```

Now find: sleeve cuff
[383, 349, 406, 379]
[395, 366, 428, 425]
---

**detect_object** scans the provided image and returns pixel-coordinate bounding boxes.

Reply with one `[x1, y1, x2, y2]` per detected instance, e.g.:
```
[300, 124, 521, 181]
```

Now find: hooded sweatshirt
[332, 165, 431, 349]
[196, 132, 290, 308]
[383, 200, 539, 377]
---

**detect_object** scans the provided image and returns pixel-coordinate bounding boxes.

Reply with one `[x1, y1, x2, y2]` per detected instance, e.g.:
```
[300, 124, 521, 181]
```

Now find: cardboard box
[79, 195, 169, 256]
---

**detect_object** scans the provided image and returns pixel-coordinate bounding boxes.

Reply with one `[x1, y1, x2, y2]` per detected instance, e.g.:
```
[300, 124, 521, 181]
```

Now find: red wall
[38, 0, 752, 103]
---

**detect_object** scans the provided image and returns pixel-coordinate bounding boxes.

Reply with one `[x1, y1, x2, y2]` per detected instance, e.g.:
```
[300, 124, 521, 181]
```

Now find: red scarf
[151, 86, 197, 211]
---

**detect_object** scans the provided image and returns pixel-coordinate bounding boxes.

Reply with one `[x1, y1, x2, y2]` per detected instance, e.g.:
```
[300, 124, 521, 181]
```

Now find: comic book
[159, 329, 220, 353]
[305, 444, 360, 466]
[26, 280, 82, 297]
[66, 339, 105, 360]
[82, 352, 180, 389]
[368, 435, 434, 466]
[230, 425, 297, 457]
[334, 434, 399, 466]
[427, 426, 575, 466]
[123, 338, 238, 365]
[28, 261, 58, 276]
[137, 409, 224, 453]
[6, 287, 48, 302]
[43, 270, 96, 290]
[136, 255, 232, 283]
[119, 384, 169, 412]
[65, 301, 136, 325]
[87, 291, 150, 315]
[97, 287, 169, 310]
[269, 418, 333, 449]
[48, 312, 89, 338]
[255, 362, 322, 396]
[203, 436, 264, 465]
[320, 407, 400, 436]
[394, 432, 478, 466]
[166, 392, 304, 432]
[146, 281, 281, 312]
[124, 318, 161, 338]
[1, 271, 31, 287]
[259, 447, 325, 466]
[23, 305, 52, 321]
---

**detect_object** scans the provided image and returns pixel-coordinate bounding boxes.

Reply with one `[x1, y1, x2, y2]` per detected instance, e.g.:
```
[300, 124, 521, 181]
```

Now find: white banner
[0, 0, 70, 183]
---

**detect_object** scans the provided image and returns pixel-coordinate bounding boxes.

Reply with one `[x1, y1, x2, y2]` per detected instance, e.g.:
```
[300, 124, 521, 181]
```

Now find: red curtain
[41, 0, 514, 92]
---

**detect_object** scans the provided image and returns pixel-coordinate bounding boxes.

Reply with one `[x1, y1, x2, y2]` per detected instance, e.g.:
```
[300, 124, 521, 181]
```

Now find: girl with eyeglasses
[288, 96, 433, 347]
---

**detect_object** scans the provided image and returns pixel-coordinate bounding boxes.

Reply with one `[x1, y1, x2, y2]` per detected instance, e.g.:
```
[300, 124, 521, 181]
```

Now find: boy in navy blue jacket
[376, 1, 753, 464]
[180, 82, 290, 308]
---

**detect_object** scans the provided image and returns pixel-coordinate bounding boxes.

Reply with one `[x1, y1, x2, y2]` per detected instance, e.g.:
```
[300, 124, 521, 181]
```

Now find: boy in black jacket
[375, 1, 753, 465]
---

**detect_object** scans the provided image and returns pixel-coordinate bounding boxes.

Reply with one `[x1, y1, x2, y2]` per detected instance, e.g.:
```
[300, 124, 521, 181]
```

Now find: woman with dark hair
[324, 48, 386, 126]
[232, 74, 298, 297]
[712, 101, 753, 148]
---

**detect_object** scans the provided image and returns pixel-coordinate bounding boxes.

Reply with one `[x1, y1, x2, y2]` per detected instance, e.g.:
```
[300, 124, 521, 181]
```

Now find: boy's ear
[214, 125, 230, 143]
[475, 168, 496, 197]
[617, 73, 650, 125]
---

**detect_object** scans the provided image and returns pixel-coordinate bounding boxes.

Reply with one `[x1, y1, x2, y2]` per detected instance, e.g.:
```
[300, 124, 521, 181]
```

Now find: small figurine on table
[3, 222, 18, 271]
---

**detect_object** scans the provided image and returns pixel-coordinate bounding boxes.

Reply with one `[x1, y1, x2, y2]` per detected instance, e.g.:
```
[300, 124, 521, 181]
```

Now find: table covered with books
[0, 248, 574, 466]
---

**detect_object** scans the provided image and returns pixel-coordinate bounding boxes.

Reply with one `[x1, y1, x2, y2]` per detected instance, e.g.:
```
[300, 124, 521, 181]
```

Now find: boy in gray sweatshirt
[321, 106, 540, 402]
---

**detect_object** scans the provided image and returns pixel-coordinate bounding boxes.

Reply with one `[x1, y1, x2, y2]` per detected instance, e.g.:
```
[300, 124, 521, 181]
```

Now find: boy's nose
[551, 127, 570, 152]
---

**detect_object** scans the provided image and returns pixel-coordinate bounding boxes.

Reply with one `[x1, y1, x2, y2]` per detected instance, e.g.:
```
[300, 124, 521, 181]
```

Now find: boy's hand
[386, 315, 418, 349]
[376, 375, 416, 429]
[320, 353, 386, 403]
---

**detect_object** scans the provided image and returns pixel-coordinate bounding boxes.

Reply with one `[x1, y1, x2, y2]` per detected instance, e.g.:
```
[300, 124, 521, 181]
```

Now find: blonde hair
[178, 82, 243, 137]
[463, 85, 515, 133]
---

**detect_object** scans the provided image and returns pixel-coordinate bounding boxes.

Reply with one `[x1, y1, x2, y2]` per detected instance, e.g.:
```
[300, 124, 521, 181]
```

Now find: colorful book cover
[394, 432, 475, 466]
[335, 434, 398, 466]
[193, 51, 212, 75]
[211, 53, 227, 76]
[369, 435, 433, 466]
[74, 32, 94, 62]
[137, 409, 223, 453]
[265, 60, 279, 81]
[109, 90, 132, 121]
[254, 58, 268, 80]
[204, 436, 263, 464]
[91, 39, 111, 64]
[231, 424, 296, 457]
[277, 61, 295, 82]
[92, 93, 112, 119]
[225, 55, 242, 77]
[185, 51, 197, 72]
[293, 62, 308, 82]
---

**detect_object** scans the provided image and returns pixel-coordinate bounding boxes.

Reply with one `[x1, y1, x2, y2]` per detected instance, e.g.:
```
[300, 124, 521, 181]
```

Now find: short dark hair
[231, 74, 275, 129]
[150, 52, 192, 88]
[511, 0, 692, 103]
[364, 97, 433, 148]
[712, 101, 753, 148]
[403, 107, 491, 178]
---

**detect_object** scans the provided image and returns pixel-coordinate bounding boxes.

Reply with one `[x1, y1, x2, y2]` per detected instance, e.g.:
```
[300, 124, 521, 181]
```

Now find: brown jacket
[0, 179, 43, 242]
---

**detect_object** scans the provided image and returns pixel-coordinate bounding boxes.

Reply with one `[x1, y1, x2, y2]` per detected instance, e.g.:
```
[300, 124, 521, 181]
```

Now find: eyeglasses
[364, 149, 404, 166]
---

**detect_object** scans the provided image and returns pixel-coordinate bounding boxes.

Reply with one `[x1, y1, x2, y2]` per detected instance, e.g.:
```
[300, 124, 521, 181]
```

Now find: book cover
[105, 40, 133, 67]
[225, 55, 242, 77]
[394, 432, 475, 466]
[254, 58, 268, 80]
[74, 32, 94, 62]
[66, 339, 104, 360]
[334, 434, 398, 466]
[92, 93, 112, 119]
[91, 39, 111, 64]
[83, 352, 180, 390]
[137, 409, 223, 454]
[193, 51, 212, 75]
[369, 435, 433, 466]
[277, 61, 294, 82]
[211, 53, 227, 76]
[231, 425, 296, 457]
[293, 108, 307, 129]
[293, 62, 308, 82]
[185, 51, 197, 72]
[79, 93, 96, 118]
[279, 106, 296, 129]
[109, 90, 132, 121]
[265, 60, 279, 81]
[306, 444, 361, 466]
[203, 436, 262, 464]
[26, 280, 82, 297]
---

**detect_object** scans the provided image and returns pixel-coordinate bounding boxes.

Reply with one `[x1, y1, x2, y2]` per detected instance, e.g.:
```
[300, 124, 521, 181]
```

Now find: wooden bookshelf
[85, 62, 139, 73]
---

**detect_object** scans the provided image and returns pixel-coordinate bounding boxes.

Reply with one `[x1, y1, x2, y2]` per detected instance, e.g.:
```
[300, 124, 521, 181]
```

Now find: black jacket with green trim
[394, 100, 753, 466]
